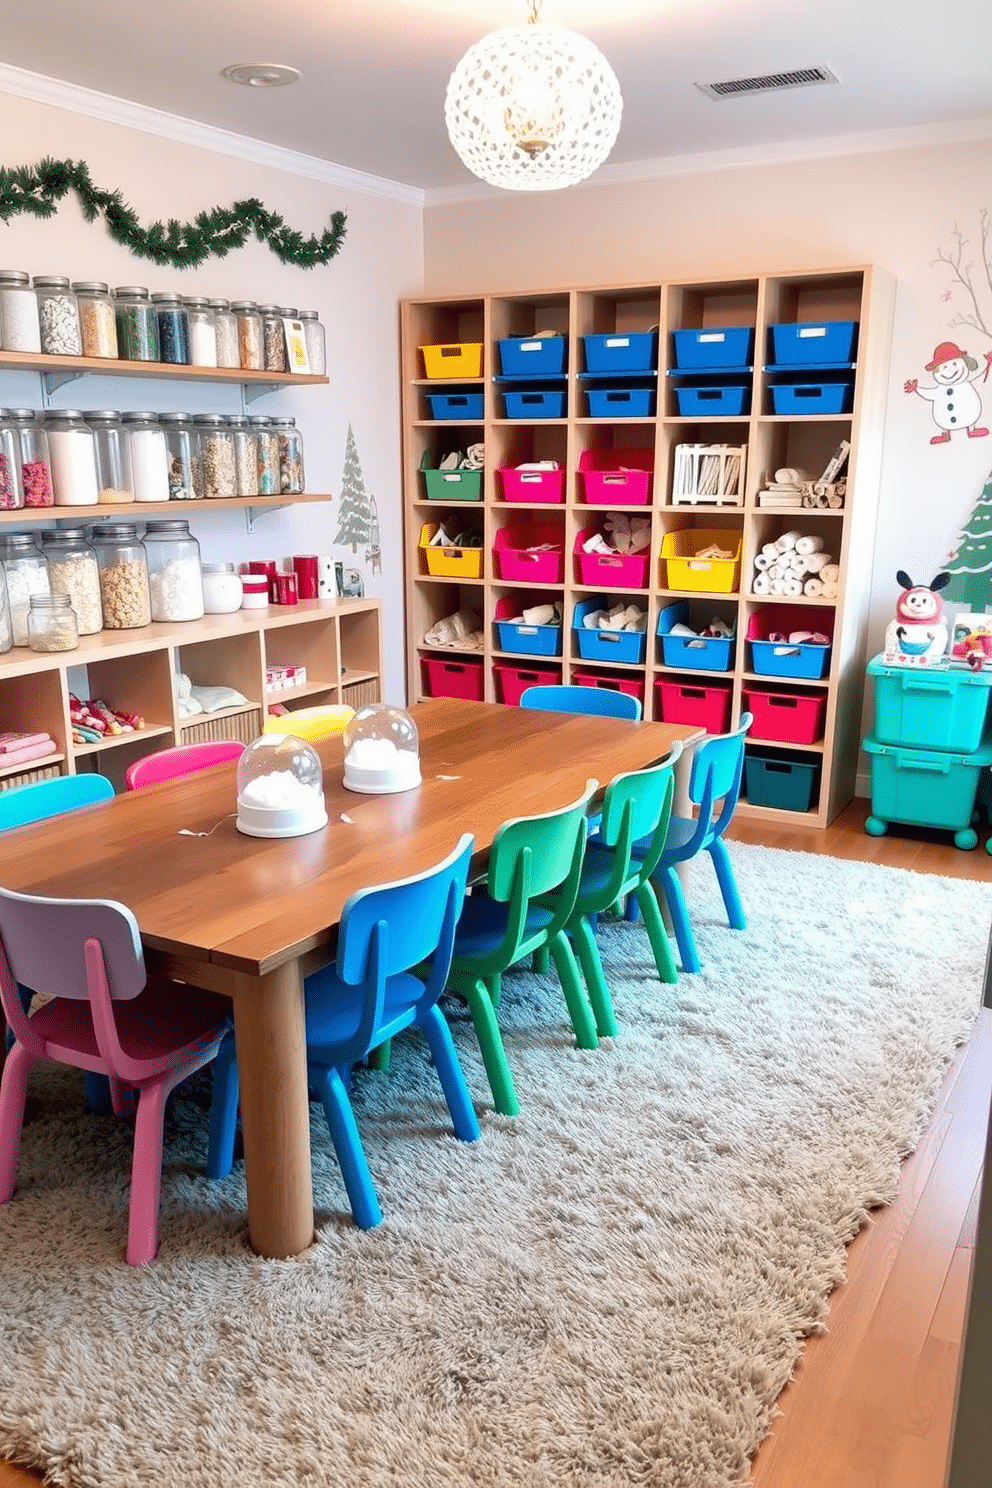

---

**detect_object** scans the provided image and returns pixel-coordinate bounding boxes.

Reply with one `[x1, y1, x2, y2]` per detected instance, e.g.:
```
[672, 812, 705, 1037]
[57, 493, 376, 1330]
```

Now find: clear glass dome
[343, 703, 421, 795]
[235, 732, 328, 837]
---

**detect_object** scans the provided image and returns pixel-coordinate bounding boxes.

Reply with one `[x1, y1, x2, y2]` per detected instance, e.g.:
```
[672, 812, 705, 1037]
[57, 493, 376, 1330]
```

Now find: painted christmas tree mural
[333, 423, 372, 553]
[945, 466, 992, 607]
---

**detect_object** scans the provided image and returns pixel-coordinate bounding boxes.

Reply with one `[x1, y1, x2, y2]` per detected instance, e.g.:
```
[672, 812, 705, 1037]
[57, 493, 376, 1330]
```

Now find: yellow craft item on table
[263, 705, 355, 743]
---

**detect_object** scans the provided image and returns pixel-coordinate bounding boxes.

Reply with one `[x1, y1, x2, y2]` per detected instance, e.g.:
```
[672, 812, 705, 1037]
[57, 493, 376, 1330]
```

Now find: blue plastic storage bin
[675, 385, 750, 416]
[573, 595, 648, 664]
[745, 749, 821, 812]
[770, 381, 854, 415]
[498, 336, 567, 376]
[671, 326, 754, 369]
[656, 601, 734, 671]
[582, 332, 657, 373]
[494, 596, 563, 657]
[501, 388, 567, 419]
[770, 320, 858, 365]
[863, 735, 992, 835]
[868, 656, 992, 752]
[747, 611, 833, 679]
[586, 386, 656, 418]
[427, 391, 485, 420]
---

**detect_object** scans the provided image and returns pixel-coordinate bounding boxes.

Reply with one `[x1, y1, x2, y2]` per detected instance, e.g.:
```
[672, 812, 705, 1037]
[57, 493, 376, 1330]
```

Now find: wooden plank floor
[1, 799, 989, 1488]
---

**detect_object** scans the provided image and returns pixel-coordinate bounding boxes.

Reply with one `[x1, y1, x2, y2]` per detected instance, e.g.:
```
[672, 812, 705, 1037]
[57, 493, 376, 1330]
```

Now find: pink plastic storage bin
[577, 448, 654, 506]
[656, 679, 733, 734]
[497, 466, 565, 504]
[493, 661, 560, 706]
[743, 686, 826, 744]
[493, 520, 565, 583]
[574, 528, 650, 589]
[421, 656, 484, 701]
[573, 671, 646, 705]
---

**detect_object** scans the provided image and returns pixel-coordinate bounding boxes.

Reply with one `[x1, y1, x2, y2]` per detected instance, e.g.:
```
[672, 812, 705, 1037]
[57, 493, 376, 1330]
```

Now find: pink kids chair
[0, 886, 231, 1265]
[125, 739, 245, 790]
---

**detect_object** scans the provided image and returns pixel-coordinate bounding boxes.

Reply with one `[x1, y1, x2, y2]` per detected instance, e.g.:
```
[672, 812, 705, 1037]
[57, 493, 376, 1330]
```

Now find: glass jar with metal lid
[258, 303, 287, 372]
[2, 532, 50, 646]
[194, 413, 236, 498]
[249, 414, 281, 495]
[0, 564, 12, 653]
[47, 410, 99, 506]
[232, 300, 263, 371]
[151, 292, 189, 365]
[0, 410, 24, 510]
[0, 270, 41, 353]
[72, 281, 118, 359]
[201, 562, 244, 614]
[184, 297, 217, 367]
[27, 592, 79, 653]
[121, 412, 170, 504]
[92, 522, 150, 629]
[208, 298, 240, 368]
[86, 411, 134, 505]
[297, 310, 326, 376]
[114, 286, 160, 362]
[33, 276, 82, 356]
[159, 412, 202, 500]
[144, 518, 204, 622]
[6, 411, 54, 508]
[41, 526, 103, 634]
[227, 414, 259, 497]
[274, 416, 305, 494]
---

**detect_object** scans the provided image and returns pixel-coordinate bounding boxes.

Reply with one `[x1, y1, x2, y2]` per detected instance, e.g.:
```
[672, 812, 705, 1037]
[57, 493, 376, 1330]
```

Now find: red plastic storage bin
[577, 448, 654, 505]
[421, 656, 484, 701]
[492, 520, 565, 583]
[493, 661, 560, 706]
[656, 679, 732, 734]
[574, 528, 650, 589]
[743, 686, 826, 743]
[497, 466, 566, 504]
[573, 670, 646, 706]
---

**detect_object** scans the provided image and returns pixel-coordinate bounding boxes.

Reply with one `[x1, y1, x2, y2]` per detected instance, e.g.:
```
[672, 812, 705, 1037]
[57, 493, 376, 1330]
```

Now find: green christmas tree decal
[333, 424, 372, 554]
[945, 466, 992, 607]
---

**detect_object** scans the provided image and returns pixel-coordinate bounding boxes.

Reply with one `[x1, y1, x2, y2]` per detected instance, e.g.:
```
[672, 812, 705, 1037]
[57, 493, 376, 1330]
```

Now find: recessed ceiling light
[221, 62, 301, 88]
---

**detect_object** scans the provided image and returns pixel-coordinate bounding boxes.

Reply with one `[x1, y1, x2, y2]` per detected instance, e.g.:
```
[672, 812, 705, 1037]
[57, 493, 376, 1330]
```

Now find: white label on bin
[520, 341, 542, 352]
[443, 473, 458, 481]
[520, 626, 537, 635]
[699, 332, 726, 343]
[521, 473, 541, 482]
[799, 326, 827, 338]
[605, 337, 630, 348]
[689, 560, 713, 570]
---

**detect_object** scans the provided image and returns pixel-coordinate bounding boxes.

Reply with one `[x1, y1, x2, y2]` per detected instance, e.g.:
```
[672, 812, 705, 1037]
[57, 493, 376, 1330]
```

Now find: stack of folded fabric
[581, 512, 651, 556]
[505, 601, 562, 627]
[0, 730, 56, 765]
[424, 608, 484, 650]
[438, 444, 485, 471]
[581, 602, 647, 632]
[428, 524, 484, 549]
[669, 616, 735, 641]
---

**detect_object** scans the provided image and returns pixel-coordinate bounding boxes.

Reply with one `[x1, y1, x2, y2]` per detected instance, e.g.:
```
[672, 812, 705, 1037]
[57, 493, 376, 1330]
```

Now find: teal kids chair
[636, 713, 752, 974]
[206, 834, 478, 1231]
[519, 683, 642, 720]
[443, 781, 599, 1118]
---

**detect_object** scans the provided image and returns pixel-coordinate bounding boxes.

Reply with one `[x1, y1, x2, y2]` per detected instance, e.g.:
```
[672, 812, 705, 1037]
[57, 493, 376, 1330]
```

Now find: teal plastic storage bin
[863, 734, 992, 849]
[745, 749, 821, 812]
[868, 656, 992, 752]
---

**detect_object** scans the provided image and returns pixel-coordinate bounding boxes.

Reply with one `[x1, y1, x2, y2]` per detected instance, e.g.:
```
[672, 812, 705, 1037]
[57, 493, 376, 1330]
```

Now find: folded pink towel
[0, 732, 53, 754]
[0, 739, 57, 765]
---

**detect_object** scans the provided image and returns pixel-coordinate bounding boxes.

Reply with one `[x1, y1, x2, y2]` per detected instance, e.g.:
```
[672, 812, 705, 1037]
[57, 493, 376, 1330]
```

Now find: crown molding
[0, 62, 426, 209]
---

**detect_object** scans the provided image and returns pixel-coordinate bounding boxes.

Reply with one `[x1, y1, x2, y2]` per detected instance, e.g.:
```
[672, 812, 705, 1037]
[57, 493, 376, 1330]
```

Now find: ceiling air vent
[696, 66, 839, 100]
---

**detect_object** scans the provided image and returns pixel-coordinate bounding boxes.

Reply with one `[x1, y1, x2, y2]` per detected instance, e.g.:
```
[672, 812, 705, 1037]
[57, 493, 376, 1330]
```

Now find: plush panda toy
[883, 570, 950, 665]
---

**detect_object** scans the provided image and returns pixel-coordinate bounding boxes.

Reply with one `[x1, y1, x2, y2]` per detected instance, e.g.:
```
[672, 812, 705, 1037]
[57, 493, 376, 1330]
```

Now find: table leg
[229, 962, 314, 1259]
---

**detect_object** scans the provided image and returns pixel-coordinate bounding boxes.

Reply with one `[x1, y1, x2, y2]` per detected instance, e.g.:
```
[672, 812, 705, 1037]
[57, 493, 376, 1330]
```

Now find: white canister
[202, 562, 244, 614]
[240, 574, 269, 610]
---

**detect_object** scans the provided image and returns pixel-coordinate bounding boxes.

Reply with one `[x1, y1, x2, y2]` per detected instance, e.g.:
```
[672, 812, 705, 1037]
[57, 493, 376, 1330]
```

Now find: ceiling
[1, 0, 990, 195]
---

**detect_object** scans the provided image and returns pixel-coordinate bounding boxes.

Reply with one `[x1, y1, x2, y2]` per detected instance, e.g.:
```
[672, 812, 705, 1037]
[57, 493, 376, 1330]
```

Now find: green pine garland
[0, 157, 347, 270]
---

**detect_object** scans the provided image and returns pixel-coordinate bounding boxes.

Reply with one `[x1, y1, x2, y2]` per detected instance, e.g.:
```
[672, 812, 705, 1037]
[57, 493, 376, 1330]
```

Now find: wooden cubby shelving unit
[400, 267, 895, 828]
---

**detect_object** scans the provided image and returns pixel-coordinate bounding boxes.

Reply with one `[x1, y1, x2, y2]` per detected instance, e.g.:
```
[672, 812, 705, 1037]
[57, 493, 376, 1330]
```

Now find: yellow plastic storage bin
[264, 705, 355, 742]
[660, 528, 742, 593]
[420, 342, 484, 379]
[419, 523, 484, 578]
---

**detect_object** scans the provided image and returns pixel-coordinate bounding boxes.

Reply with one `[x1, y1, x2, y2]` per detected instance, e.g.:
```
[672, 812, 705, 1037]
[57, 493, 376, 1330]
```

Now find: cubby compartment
[493, 660, 561, 706]
[746, 605, 834, 678]
[0, 669, 67, 781]
[421, 655, 484, 701]
[493, 590, 563, 657]
[577, 447, 654, 505]
[493, 425, 567, 505]
[492, 514, 566, 584]
[420, 342, 484, 379]
[743, 684, 827, 744]
[659, 522, 743, 594]
[745, 746, 822, 813]
[419, 519, 485, 578]
[262, 615, 340, 702]
[414, 581, 484, 655]
[655, 678, 733, 734]
[573, 593, 649, 665]
[419, 449, 483, 503]
[574, 520, 651, 590]
[657, 599, 737, 672]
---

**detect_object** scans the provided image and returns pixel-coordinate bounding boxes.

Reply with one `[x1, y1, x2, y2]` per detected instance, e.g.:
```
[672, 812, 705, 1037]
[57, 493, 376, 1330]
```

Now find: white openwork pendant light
[445, 1, 623, 192]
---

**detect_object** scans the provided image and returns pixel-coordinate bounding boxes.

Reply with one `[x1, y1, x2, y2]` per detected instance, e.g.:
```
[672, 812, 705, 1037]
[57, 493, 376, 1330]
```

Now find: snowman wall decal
[904, 340, 992, 444]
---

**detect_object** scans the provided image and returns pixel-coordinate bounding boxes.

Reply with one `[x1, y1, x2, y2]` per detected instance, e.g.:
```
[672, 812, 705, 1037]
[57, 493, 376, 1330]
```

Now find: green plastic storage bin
[419, 452, 483, 502]
[869, 656, 992, 752]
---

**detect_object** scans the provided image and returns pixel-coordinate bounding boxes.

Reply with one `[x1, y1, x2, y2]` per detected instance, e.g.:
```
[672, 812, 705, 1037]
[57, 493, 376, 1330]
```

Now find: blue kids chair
[206, 834, 478, 1231]
[519, 683, 642, 720]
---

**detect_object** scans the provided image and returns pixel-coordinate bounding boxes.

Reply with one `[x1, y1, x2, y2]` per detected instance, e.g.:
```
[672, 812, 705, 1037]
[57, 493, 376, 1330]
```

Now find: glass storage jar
[41, 526, 103, 635]
[298, 310, 326, 376]
[232, 300, 263, 371]
[121, 412, 170, 503]
[8, 411, 54, 508]
[144, 518, 204, 621]
[2, 533, 50, 646]
[0, 411, 24, 510]
[201, 562, 244, 614]
[258, 303, 287, 372]
[33, 276, 82, 356]
[184, 297, 217, 367]
[151, 292, 189, 365]
[47, 410, 99, 507]
[159, 412, 202, 500]
[0, 270, 41, 352]
[72, 281, 118, 359]
[208, 298, 240, 368]
[250, 415, 281, 496]
[92, 522, 150, 629]
[228, 414, 259, 497]
[194, 413, 236, 498]
[27, 592, 79, 653]
[114, 286, 160, 362]
[86, 411, 134, 505]
[274, 416, 305, 493]
[0, 564, 11, 653]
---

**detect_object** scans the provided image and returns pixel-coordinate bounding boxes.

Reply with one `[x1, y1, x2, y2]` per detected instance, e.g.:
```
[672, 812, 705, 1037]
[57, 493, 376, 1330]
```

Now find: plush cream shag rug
[0, 842, 989, 1488]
